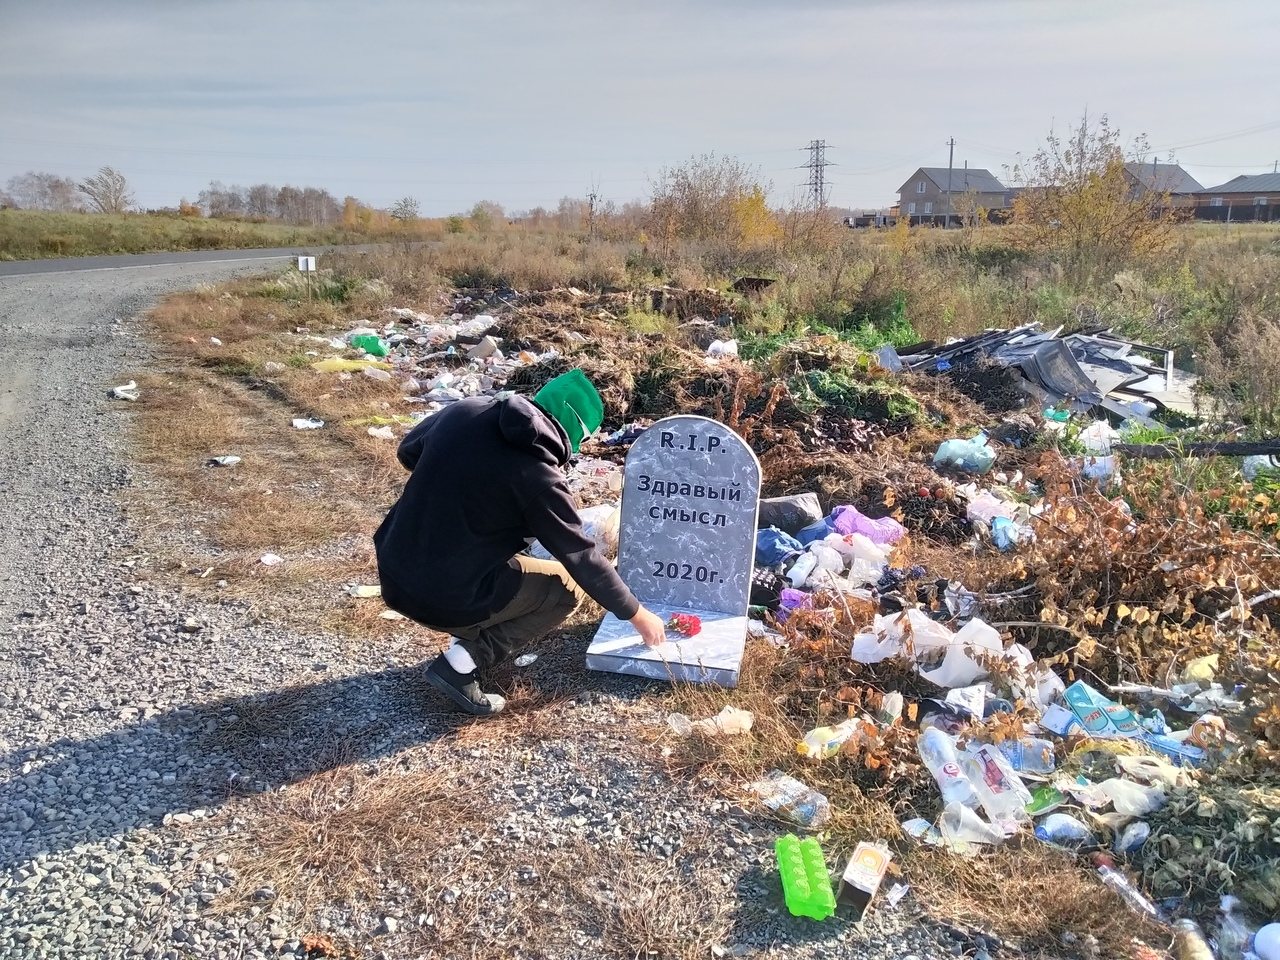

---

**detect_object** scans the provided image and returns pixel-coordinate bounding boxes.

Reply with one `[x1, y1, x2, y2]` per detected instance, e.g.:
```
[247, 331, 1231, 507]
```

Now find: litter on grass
[289, 283, 1280, 949]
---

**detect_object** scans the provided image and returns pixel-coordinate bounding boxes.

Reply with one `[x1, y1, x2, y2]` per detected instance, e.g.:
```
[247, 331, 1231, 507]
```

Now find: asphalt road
[0, 243, 384, 278]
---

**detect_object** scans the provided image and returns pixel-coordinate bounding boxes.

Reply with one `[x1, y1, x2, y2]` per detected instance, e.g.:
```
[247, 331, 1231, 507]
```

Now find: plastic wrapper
[752, 770, 831, 829]
[933, 435, 996, 474]
[1098, 777, 1165, 816]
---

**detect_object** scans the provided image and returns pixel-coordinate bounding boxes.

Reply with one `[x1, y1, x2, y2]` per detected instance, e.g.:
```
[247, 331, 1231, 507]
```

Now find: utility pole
[804, 140, 832, 209]
[945, 136, 955, 229]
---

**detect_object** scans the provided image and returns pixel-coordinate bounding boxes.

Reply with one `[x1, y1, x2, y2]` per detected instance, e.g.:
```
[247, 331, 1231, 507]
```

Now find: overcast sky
[1, 0, 1278, 215]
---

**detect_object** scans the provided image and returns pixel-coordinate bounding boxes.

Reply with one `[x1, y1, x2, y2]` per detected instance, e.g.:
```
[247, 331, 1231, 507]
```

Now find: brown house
[1122, 161, 1203, 208]
[1194, 173, 1280, 222]
[896, 167, 1006, 225]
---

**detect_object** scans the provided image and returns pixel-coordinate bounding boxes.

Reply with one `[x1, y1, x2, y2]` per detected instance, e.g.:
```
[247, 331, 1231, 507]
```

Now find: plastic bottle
[1034, 813, 1095, 847]
[775, 834, 835, 920]
[962, 743, 1032, 823]
[1090, 854, 1164, 923]
[797, 718, 865, 760]
[787, 553, 818, 588]
[917, 727, 980, 808]
[997, 737, 1056, 774]
[1172, 919, 1214, 960]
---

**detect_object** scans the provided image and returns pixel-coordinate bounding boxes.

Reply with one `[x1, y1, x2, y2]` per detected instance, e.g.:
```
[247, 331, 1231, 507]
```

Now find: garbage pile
[295, 284, 1279, 952]
[893, 322, 1204, 422]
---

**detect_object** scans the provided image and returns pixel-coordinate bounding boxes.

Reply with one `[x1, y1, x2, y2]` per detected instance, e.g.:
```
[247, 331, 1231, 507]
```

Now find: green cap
[533, 369, 604, 453]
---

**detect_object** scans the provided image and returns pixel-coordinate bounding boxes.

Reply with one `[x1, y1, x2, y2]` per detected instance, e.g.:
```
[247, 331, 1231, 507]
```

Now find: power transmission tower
[803, 140, 832, 209]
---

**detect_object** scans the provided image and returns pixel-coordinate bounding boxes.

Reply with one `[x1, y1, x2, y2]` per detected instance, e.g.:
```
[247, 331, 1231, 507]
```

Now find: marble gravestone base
[586, 415, 761, 687]
[587, 605, 750, 687]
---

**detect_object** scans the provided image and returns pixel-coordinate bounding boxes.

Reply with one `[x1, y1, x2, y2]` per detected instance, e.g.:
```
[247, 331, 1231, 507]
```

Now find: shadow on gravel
[0, 662, 488, 869]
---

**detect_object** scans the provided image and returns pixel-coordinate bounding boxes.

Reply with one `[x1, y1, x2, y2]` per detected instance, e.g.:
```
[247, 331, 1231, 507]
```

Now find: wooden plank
[1112, 440, 1280, 459]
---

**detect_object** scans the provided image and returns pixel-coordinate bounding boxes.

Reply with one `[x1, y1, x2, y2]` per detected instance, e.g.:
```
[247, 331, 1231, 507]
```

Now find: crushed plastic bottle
[917, 727, 980, 808]
[939, 802, 1006, 846]
[963, 743, 1032, 823]
[997, 737, 1056, 774]
[1034, 813, 1095, 847]
[797, 718, 867, 760]
[775, 834, 835, 920]
[1090, 854, 1164, 923]
[753, 770, 831, 829]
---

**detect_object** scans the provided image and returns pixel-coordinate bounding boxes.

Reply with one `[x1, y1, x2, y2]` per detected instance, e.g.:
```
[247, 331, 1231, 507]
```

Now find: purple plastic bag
[830, 505, 905, 545]
[776, 588, 813, 622]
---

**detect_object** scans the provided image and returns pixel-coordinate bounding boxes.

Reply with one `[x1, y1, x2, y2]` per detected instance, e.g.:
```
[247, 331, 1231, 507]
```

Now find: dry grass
[218, 738, 739, 960]
[544, 838, 739, 960]
[126, 287, 420, 630]
[905, 845, 1169, 957]
[219, 761, 497, 921]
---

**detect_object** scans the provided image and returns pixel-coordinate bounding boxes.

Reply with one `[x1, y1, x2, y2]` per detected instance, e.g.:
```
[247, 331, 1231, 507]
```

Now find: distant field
[0, 209, 427, 260]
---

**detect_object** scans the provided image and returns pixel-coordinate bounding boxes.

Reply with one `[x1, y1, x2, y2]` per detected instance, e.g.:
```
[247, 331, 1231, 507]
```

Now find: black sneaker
[425, 654, 506, 716]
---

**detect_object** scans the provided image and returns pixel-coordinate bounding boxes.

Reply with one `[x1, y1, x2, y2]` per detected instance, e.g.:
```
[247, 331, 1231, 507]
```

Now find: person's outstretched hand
[629, 605, 668, 647]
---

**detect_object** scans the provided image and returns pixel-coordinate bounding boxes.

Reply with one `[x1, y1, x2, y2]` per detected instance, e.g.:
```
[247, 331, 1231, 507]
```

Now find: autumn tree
[1009, 113, 1175, 282]
[79, 166, 134, 213]
[646, 154, 778, 266]
[342, 196, 360, 227]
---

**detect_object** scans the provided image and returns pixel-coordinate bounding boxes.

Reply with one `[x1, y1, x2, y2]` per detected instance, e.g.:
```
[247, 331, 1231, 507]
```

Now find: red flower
[666, 613, 702, 636]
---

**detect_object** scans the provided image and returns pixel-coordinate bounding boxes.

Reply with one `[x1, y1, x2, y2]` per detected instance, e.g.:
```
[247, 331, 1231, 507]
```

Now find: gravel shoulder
[0, 266, 992, 959]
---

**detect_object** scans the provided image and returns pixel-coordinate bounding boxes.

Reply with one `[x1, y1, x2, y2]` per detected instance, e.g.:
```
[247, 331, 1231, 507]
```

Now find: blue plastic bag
[794, 516, 832, 546]
[991, 516, 1019, 551]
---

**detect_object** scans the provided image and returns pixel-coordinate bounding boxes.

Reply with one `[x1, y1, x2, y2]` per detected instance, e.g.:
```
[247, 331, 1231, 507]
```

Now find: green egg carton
[775, 834, 835, 920]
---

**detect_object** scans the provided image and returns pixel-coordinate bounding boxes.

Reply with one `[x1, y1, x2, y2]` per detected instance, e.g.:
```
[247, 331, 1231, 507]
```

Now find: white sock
[443, 640, 478, 675]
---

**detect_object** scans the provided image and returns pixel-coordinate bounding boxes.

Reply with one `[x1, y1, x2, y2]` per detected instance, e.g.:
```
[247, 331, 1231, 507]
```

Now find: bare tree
[391, 196, 420, 222]
[555, 197, 588, 231]
[197, 181, 247, 218]
[6, 171, 82, 211]
[78, 166, 134, 213]
[246, 184, 276, 219]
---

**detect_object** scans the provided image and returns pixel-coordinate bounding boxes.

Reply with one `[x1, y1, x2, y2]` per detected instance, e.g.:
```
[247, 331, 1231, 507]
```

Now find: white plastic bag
[1098, 777, 1166, 816]
[807, 543, 846, 577]
[1079, 421, 1121, 454]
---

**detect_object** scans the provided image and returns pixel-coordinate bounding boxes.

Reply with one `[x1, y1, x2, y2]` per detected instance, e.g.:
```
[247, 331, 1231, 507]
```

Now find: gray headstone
[586, 415, 761, 686]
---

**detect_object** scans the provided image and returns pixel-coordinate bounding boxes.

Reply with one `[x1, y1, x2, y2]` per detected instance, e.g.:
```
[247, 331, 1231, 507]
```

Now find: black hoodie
[374, 394, 639, 628]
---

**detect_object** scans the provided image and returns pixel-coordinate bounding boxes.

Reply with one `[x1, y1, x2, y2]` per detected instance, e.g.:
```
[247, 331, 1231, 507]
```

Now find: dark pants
[447, 556, 587, 671]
